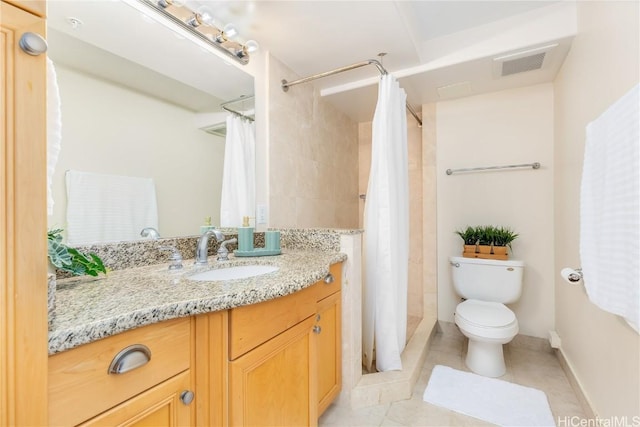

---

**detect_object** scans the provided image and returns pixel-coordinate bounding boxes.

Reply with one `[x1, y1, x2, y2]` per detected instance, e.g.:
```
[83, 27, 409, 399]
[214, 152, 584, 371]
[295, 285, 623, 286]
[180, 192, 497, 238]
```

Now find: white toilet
[449, 256, 524, 377]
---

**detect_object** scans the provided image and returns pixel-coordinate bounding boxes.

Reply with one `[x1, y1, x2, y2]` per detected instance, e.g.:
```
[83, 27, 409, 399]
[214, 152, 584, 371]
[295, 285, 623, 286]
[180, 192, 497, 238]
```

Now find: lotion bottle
[237, 216, 254, 252]
[200, 216, 216, 235]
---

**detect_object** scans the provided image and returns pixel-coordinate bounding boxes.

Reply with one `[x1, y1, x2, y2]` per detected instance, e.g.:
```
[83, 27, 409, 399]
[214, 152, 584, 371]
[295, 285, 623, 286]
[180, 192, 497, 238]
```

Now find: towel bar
[446, 162, 540, 175]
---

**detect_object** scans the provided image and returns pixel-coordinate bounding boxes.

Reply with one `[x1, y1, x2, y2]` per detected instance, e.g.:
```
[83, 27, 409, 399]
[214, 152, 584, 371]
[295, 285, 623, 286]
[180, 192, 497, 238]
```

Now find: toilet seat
[455, 299, 518, 340]
[456, 299, 516, 327]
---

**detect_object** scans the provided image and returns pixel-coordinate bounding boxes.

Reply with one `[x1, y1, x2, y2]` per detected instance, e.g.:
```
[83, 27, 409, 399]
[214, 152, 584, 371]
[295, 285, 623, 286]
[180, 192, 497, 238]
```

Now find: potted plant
[47, 229, 106, 330]
[476, 225, 496, 254]
[48, 229, 107, 277]
[455, 226, 478, 254]
[492, 226, 519, 257]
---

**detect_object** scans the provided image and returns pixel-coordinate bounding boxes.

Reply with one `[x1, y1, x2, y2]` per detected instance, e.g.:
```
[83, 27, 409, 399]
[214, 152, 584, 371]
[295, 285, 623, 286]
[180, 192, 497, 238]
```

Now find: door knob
[180, 390, 195, 405]
[19, 32, 47, 56]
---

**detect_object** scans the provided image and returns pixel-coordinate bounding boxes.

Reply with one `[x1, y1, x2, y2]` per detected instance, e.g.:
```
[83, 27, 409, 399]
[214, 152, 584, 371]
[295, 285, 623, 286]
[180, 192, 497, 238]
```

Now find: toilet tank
[449, 256, 525, 304]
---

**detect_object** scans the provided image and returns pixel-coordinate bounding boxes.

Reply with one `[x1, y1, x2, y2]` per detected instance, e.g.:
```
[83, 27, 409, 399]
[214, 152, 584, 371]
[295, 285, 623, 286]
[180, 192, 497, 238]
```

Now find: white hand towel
[580, 84, 640, 333]
[65, 170, 158, 245]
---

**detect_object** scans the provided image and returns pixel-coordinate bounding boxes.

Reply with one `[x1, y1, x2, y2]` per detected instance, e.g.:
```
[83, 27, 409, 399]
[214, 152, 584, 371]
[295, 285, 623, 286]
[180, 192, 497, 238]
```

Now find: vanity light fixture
[131, 0, 259, 65]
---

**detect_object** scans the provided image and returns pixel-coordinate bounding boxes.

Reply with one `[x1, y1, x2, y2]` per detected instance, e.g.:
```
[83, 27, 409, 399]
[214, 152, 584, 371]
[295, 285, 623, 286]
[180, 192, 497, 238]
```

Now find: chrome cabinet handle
[313, 325, 322, 334]
[450, 261, 460, 268]
[324, 273, 334, 284]
[108, 344, 151, 374]
[180, 390, 195, 405]
[19, 32, 47, 56]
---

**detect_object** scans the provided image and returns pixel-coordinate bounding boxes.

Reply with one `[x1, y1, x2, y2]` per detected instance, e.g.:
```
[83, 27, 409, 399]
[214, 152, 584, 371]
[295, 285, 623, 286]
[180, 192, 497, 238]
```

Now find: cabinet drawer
[315, 263, 342, 302]
[229, 285, 317, 360]
[49, 317, 191, 426]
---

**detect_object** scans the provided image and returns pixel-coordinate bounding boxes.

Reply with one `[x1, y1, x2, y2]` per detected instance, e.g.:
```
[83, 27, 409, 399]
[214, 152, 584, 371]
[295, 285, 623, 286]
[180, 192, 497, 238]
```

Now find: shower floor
[363, 314, 424, 374]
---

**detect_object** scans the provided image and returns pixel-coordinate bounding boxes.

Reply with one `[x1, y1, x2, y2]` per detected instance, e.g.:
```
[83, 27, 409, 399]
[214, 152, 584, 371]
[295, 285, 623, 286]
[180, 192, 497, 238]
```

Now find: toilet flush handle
[450, 261, 460, 268]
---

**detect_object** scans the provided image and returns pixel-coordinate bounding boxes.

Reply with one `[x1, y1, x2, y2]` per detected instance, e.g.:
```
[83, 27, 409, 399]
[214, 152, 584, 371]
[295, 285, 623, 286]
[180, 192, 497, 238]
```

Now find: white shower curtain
[220, 115, 255, 227]
[363, 74, 409, 372]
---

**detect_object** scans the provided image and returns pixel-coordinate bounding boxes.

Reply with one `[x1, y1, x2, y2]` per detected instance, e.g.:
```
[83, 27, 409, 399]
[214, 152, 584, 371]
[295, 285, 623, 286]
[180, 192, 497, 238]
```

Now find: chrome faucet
[195, 229, 225, 266]
[140, 227, 161, 239]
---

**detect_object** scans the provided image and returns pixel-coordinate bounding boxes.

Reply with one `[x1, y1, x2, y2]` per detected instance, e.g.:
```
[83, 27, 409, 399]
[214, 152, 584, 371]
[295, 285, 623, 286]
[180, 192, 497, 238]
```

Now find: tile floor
[320, 330, 587, 426]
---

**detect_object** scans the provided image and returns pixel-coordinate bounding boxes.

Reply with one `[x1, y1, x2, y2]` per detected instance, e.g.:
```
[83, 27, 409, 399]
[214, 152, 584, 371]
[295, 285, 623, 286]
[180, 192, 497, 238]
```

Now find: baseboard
[554, 348, 597, 419]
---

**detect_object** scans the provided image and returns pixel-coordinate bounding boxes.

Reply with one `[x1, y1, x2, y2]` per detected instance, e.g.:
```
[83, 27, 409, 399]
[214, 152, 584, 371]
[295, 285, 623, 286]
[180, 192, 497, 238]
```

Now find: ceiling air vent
[493, 43, 558, 78]
[200, 122, 226, 138]
[501, 52, 546, 76]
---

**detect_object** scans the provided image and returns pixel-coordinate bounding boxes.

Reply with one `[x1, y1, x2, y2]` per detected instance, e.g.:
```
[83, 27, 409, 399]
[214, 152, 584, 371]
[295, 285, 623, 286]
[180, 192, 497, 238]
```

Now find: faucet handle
[159, 246, 183, 270]
[217, 238, 238, 261]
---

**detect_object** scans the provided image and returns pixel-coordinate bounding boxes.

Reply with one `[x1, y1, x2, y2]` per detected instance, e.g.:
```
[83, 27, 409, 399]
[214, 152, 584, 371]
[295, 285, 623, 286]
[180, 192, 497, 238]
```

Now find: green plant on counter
[47, 229, 107, 277]
[455, 226, 479, 245]
[492, 226, 519, 251]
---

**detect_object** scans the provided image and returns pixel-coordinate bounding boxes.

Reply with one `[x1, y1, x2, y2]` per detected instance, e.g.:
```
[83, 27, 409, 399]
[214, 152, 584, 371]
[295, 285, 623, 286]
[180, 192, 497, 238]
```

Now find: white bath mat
[422, 365, 556, 427]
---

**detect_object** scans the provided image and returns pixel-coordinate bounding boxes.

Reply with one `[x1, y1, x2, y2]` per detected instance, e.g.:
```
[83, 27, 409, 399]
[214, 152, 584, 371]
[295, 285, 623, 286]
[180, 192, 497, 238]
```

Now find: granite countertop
[49, 249, 346, 355]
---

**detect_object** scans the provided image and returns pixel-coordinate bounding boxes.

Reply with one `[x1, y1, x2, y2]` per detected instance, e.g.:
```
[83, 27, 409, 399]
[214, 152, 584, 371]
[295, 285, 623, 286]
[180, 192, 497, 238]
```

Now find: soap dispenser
[200, 216, 216, 235]
[237, 216, 254, 252]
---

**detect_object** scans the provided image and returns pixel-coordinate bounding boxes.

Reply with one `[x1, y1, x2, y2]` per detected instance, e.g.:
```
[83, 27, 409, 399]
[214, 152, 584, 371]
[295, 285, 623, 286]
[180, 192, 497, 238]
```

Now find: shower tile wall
[268, 56, 359, 229]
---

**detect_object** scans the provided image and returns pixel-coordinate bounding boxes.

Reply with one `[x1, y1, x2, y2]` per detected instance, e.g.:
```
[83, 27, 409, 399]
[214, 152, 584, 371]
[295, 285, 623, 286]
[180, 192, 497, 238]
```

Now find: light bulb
[197, 6, 216, 26]
[244, 40, 259, 53]
[223, 23, 237, 39]
[157, 0, 185, 8]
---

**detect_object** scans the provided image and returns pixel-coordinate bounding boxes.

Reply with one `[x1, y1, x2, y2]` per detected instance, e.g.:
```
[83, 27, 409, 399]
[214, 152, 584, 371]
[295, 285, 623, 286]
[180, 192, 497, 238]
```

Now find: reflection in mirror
[46, 0, 255, 245]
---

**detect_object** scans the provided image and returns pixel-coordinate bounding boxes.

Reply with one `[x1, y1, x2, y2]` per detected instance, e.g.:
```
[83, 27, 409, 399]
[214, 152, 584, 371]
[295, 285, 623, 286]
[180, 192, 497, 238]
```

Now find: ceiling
[47, 0, 577, 122]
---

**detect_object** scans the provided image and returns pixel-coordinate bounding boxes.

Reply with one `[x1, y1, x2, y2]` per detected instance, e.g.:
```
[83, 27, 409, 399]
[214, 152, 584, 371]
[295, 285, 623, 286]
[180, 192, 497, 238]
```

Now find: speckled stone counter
[49, 249, 346, 355]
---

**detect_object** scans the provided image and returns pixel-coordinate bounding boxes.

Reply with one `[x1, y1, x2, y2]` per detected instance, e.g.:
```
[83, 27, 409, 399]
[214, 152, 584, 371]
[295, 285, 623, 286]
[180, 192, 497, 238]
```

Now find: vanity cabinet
[48, 318, 194, 426]
[47, 263, 342, 427]
[315, 263, 342, 415]
[228, 263, 342, 426]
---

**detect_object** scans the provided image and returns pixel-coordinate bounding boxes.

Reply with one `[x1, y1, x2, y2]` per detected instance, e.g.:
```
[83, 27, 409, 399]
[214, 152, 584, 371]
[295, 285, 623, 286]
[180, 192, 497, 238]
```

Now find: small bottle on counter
[200, 216, 216, 235]
[237, 216, 254, 252]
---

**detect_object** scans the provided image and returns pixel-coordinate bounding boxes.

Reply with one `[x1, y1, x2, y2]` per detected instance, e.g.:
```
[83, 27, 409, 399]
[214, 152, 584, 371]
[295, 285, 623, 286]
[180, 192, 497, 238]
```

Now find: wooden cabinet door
[316, 291, 342, 415]
[80, 371, 194, 427]
[0, 2, 48, 426]
[229, 316, 317, 427]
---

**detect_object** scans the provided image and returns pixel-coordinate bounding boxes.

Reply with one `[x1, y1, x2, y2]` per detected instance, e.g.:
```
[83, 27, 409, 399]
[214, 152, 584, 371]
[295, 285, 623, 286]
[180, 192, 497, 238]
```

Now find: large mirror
[47, 0, 255, 245]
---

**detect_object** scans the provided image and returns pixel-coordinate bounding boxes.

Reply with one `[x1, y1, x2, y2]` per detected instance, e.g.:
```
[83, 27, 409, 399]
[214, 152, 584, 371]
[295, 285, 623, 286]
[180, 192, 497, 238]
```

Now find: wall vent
[501, 52, 546, 76]
[493, 43, 558, 78]
[200, 122, 226, 137]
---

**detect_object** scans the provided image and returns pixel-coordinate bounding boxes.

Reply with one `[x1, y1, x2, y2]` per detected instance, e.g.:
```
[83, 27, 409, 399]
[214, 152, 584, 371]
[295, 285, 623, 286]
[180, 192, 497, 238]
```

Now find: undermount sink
[188, 265, 279, 281]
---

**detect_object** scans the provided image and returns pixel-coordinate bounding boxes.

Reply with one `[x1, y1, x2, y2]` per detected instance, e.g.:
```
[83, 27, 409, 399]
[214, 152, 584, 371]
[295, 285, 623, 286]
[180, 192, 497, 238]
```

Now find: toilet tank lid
[450, 256, 524, 268]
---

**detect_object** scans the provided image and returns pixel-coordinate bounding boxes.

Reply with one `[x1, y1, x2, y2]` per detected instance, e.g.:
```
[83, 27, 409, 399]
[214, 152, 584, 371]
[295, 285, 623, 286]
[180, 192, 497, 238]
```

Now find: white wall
[50, 65, 225, 239]
[554, 1, 640, 419]
[436, 83, 555, 338]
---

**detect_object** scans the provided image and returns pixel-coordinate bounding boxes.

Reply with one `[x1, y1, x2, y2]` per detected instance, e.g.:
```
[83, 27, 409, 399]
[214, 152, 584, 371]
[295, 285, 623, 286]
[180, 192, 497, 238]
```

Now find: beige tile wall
[268, 56, 359, 229]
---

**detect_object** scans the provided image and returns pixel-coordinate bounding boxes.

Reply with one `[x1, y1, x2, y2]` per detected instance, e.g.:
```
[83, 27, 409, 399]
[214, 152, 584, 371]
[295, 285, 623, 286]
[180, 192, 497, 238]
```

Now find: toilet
[449, 256, 524, 377]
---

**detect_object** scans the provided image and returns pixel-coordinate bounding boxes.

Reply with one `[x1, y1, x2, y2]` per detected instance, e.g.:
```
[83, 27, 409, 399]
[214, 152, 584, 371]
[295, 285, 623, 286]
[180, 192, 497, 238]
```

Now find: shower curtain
[220, 115, 255, 227]
[363, 74, 409, 372]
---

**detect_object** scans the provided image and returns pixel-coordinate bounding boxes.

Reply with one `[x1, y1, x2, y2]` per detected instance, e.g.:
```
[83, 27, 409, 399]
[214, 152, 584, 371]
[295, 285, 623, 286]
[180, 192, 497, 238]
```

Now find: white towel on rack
[47, 57, 62, 216]
[65, 170, 158, 245]
[580, 84, 640, 333]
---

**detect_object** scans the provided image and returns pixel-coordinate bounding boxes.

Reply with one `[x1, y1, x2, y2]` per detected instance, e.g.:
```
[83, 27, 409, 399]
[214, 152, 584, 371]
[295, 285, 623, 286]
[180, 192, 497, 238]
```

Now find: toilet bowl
[449, 256, 524, 378]
[455, 299, 518, 377]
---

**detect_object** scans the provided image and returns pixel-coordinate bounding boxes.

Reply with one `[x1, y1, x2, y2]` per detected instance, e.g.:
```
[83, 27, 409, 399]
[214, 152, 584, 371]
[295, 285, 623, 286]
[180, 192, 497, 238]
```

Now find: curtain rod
[222, 105, 255, 122]
[281, 59, 423, 127]
[220, 94, 255, 122]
